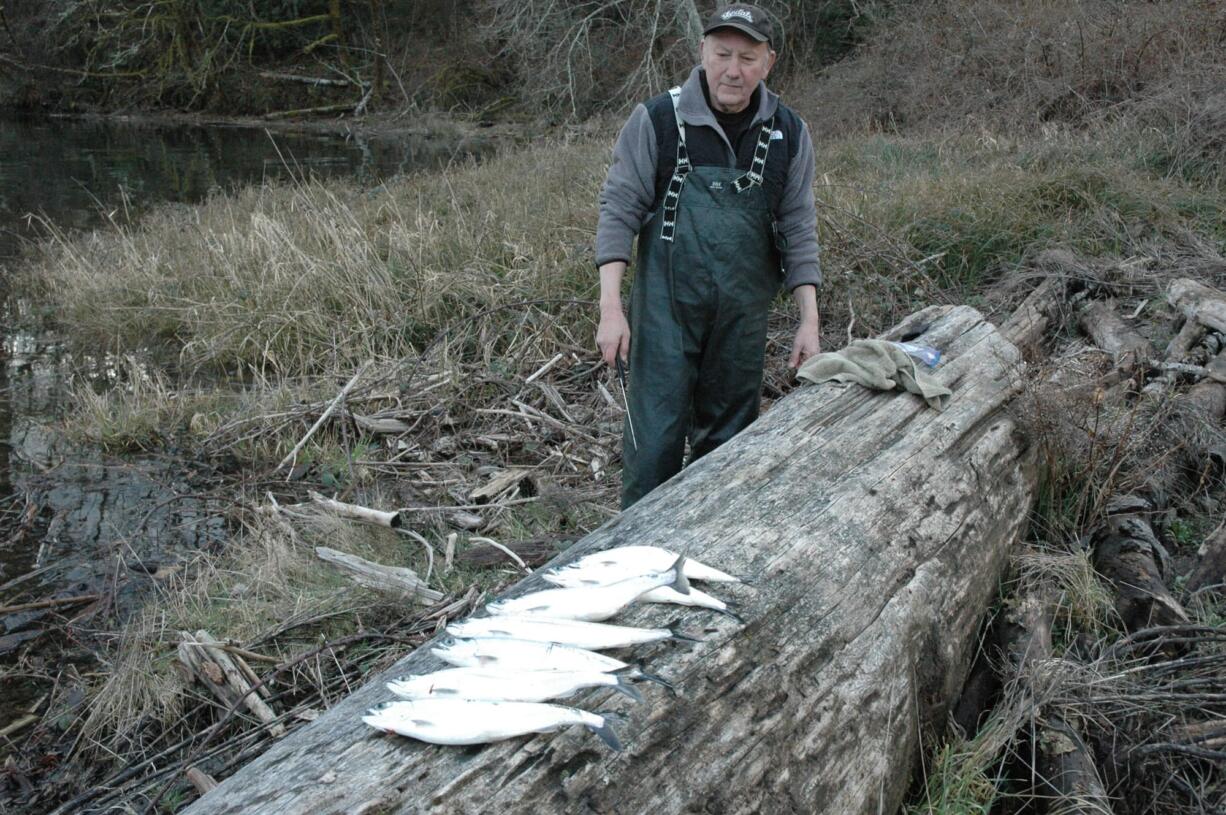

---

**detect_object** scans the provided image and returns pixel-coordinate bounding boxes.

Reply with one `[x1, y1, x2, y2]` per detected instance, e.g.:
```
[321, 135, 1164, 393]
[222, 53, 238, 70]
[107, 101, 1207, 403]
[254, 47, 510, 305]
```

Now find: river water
[0, 114, 484, 737]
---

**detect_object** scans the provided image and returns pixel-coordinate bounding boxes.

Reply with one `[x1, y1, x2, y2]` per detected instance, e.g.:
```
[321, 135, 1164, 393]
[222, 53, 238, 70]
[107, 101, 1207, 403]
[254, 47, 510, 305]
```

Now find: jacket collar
[676, 66, 778, 132]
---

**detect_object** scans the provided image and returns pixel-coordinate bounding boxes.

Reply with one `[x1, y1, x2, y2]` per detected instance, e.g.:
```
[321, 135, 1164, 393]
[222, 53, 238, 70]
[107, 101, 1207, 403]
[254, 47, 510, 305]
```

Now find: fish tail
[624, 666, 679, 696]
[611, 675, 645, 703]
[670, 555, 691, 596]
[589, 717, 624, 752]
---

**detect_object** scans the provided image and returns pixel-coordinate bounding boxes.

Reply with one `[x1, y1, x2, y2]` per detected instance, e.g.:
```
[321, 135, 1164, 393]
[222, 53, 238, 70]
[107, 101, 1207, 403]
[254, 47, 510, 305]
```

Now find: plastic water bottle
[892, 341, 941, 368]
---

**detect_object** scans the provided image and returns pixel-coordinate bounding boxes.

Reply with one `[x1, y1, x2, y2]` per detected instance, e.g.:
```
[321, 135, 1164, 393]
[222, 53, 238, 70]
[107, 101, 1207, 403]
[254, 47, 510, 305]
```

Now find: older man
[595, 3, 821, 508]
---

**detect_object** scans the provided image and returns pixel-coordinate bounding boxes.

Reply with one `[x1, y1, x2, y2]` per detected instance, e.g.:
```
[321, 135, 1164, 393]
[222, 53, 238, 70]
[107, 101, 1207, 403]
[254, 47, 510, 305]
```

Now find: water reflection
[0, 114, 484, 260]
[0, 114, 487, 576]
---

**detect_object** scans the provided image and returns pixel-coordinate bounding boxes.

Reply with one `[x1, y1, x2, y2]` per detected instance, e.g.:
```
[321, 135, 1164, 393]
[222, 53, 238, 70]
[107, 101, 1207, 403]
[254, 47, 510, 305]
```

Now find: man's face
[699, 29, 777, 114]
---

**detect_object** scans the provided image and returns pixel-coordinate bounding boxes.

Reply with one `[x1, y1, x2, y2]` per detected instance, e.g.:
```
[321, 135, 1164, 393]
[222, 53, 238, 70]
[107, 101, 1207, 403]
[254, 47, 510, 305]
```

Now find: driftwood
[315, 547, 443, 603]
[1164, 318, 1204, 363]
[185, 767, 220, 796]
[185, 305, 1037, 815]
[308, 491, 401, 528]
[1091, 500, 1189, 631]
[177, 631, 286, 738]
[1078, 299, 1151, 377]
[1168, 278, 1226, 334]
[469, 469, 533, 502]
[999, 275, 1066, 354]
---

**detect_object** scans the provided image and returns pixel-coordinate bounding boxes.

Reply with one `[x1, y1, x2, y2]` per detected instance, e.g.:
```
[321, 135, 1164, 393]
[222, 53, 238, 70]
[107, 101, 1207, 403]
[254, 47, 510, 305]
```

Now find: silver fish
[446, 615, 700, 651]
[552, 545, 743, 584]
[433, 638, 676, 693]
[386, 667, 643, 703]
[485, 556, 690, 621]
[542, 573, 743, 623]
[363, 698, 622, 750]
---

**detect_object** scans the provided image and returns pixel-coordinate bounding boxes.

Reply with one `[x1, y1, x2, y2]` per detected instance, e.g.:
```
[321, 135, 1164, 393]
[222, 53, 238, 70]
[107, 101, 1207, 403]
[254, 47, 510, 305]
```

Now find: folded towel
[796, 339, 952, 410]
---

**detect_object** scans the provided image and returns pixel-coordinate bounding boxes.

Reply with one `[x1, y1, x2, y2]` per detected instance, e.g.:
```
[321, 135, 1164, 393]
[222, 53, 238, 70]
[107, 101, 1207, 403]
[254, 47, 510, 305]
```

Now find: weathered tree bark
[1092, 499, 1189, 632]
[1168, 278, 1226, 334]
[1078, 300, 1151, 377]
[185, 305, 1037, 815]
[999, 274, 1066, 355]
[314, 547, 442, 604]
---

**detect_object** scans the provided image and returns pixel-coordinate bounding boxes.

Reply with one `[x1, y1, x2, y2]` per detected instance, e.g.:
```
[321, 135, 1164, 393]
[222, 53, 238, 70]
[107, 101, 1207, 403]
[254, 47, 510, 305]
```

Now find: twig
[277, 361, 372, 475]
[0, 594, 101, 615]
[525, 352, 564, 384]
[467, 537, 531, 573]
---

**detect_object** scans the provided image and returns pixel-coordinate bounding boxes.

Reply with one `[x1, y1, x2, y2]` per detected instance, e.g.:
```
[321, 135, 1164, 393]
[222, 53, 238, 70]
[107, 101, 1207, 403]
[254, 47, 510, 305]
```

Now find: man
[595, 3, 821, 508]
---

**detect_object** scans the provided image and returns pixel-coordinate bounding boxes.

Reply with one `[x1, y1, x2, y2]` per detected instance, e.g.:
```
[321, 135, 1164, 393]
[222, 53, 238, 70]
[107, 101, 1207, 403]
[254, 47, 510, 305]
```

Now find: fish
[433, 637, 676, 693]
[386, 666, 643, 703]
[542, 573, 743, 623]
[485, 555, 691, 622]
[363, 698, 622, 750]
[551, 545, 743, 584]
[446, 615, 700, 651]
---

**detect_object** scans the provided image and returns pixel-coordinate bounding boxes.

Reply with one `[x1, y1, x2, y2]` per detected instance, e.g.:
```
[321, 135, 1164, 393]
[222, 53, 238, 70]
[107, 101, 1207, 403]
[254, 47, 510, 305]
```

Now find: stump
[185, 305, 1037, 815]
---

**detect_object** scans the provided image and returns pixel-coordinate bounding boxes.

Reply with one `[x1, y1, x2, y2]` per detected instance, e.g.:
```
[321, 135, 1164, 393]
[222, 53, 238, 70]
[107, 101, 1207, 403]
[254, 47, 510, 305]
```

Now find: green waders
[621, 90, 782, 508]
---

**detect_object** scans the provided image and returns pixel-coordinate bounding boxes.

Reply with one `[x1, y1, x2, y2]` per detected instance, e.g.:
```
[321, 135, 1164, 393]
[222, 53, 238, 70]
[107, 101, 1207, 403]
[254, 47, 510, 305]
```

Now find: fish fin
[621, 666, 678, 696]
[670, 555, 691, 596]
[475, 654, 498, 666]
[668, 626, 702, 643]
[612, 676, 644, 703]
[716, 607, 746, 624]
[588, 719, 623, 752]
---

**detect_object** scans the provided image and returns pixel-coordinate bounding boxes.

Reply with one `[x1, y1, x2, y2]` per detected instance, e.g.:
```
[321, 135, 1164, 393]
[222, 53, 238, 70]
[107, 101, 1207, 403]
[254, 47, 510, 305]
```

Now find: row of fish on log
[362, 545, 745, 751]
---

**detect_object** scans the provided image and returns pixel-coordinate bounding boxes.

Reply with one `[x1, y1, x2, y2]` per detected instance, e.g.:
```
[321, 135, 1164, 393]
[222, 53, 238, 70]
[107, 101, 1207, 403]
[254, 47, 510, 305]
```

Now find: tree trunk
[184, 305, 1037, 815]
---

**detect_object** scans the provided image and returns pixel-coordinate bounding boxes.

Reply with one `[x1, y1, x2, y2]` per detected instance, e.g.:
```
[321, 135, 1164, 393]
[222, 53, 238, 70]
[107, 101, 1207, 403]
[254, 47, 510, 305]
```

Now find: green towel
[797, 339, 952, 410]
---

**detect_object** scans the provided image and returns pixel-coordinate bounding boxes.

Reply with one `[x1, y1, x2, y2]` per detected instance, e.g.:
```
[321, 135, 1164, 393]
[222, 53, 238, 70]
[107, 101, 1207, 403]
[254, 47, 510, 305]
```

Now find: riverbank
[7, 109, 1225, 810]
[4, 0, 1225, 809]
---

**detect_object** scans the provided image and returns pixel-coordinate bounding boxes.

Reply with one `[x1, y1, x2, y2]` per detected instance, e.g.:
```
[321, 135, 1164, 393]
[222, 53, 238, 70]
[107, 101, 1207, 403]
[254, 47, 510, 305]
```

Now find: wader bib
[622, 88, 782, 508]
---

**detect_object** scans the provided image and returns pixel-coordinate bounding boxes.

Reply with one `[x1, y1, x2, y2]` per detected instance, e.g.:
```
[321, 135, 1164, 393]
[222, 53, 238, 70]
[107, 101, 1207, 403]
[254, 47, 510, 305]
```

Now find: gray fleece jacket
[596, 66, 821, 291]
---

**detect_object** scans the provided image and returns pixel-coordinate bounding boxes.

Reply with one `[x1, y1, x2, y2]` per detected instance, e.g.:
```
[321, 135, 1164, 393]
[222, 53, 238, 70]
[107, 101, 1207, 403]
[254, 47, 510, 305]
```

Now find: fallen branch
[465, 536, 532, 573]
[1169, 278, 1226, 334]
[178, 631, 286, 737]
[258, 71, 351, 87]
[1078, 299, 1151, 376]
[0, 593, 101, 615]
[307, 491, 401, 528]
[314, 547, 442, 603]
[277, 361, 371, 474]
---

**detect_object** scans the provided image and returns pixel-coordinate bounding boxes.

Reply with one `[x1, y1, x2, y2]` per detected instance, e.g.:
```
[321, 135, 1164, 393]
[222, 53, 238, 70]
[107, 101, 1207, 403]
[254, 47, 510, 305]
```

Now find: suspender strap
[733, 118, 775, 194]
[660, 86, 690, 243]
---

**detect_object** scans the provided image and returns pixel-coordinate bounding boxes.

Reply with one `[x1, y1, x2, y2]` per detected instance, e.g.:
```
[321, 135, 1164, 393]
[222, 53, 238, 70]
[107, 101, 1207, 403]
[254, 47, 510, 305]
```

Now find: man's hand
[788, 322, 821, 368]
[597, 307, 631, 366]
[788, 283, 821, 369]
[596, 261, 630, 366]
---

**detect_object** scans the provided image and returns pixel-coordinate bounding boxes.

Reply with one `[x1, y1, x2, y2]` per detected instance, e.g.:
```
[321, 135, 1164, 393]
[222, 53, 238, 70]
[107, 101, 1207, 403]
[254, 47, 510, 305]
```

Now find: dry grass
[801, 0, 1226, 144]
[13, 14, 1226, 808]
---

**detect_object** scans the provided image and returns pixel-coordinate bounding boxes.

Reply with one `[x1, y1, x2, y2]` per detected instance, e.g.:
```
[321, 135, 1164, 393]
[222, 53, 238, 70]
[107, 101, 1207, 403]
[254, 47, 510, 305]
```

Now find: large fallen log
[185, 305, 1037, 815]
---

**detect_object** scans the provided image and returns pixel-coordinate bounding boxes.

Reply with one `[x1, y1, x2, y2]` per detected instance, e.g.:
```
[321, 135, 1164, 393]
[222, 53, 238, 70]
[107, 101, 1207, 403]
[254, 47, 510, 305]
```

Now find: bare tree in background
[480, 0, 705, 115]
[479, 0, 894, 116]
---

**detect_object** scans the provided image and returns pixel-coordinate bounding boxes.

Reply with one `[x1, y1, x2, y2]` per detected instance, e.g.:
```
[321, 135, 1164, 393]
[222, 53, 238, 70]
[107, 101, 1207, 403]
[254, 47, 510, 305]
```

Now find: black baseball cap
[703, 4, 775, 47]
